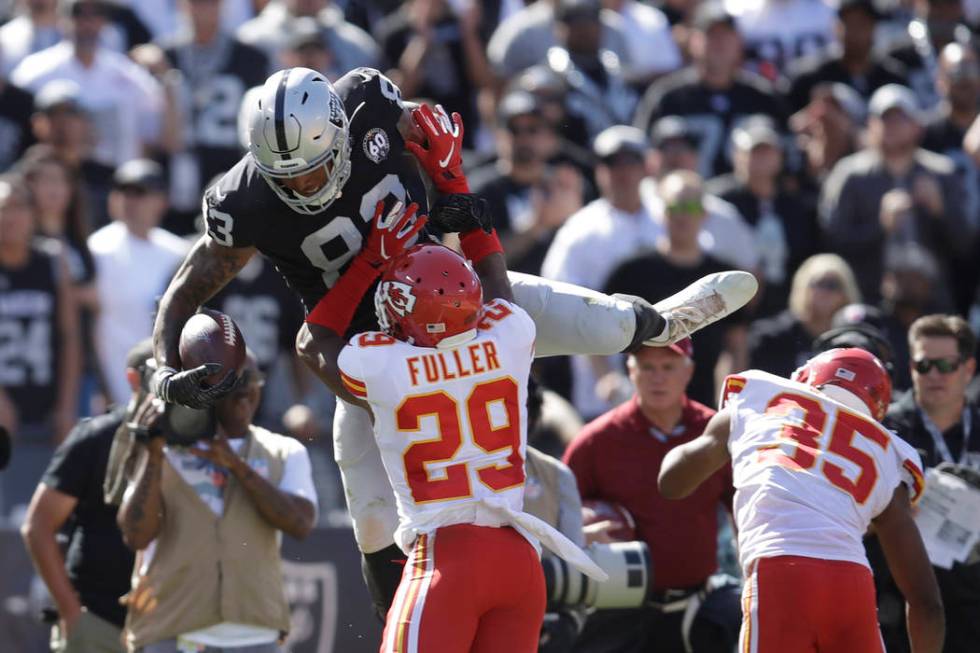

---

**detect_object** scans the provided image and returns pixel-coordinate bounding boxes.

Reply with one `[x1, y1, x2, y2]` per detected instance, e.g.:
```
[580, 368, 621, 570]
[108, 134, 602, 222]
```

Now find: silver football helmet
[247, 67, 352, 214]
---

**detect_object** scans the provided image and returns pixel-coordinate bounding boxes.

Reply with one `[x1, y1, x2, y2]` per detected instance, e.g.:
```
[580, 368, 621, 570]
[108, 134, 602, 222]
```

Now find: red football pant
[380, 523, 546, 653]
[739, 555, 885, 653]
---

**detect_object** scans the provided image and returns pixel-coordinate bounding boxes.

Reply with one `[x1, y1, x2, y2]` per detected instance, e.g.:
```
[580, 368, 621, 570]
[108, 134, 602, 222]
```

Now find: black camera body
[138, 362, 216, 447]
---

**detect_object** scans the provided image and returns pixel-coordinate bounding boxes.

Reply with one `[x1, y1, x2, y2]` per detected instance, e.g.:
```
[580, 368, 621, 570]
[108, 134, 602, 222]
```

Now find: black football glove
[149, 364, 238, 409]
[429, 193, 493, 234]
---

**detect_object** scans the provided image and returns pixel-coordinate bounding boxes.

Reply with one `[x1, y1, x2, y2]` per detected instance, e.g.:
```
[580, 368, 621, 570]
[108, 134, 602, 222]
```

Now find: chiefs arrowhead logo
[380, 281, 416, 317]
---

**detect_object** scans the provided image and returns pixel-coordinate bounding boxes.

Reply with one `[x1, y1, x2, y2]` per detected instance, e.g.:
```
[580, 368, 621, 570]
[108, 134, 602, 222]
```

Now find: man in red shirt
[564, 338, 737, 652]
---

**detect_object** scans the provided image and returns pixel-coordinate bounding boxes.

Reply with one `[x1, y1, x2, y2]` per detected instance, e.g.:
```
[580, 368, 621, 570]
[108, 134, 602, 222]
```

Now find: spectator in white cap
[820, 83, 973, 304]
[542, 124, 662, 418]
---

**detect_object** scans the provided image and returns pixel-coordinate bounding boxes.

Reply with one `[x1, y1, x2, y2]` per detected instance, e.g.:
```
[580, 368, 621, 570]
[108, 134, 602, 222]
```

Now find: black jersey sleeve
[201, 159, 264, 248]
[334, 67, 406, 144]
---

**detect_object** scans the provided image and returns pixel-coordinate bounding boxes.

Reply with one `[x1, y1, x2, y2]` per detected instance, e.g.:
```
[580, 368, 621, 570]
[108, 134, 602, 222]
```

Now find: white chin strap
[816, 385, 872, 418]
[435, 329, 478, 349]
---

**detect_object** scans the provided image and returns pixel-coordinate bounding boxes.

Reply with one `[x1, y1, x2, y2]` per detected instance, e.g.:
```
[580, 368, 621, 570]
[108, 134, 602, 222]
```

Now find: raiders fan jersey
[203, 68, 429, 335]
[633, 67, 787, 178]
[164, 35, 269, 211]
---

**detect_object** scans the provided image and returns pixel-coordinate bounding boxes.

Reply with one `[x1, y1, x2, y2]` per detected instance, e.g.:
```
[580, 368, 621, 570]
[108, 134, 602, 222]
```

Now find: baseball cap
[837, 0, 883, 20]
[731, 118, 781, 151]
[593, 125, 648, 160]
[668, 337, 694, 359]
[113, 159, 166, 193]
[650, 116, 697, 149]
[34, 79, 85, 114]
[498, 91, 541, 124]
[869, 84, 923, 124]
[285, 17, 325, 51]
[821, 82, 867, 125]
[126, 337, 155, 371]
[692, 2, 736, 31]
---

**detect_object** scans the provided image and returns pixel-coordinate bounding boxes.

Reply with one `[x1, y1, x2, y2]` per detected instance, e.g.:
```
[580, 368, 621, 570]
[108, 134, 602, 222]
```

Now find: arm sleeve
[202, 181, 256, 248]
[278, 439, 319, 517]
[40, 425, 94, 499]
[562, 433, 597, 500]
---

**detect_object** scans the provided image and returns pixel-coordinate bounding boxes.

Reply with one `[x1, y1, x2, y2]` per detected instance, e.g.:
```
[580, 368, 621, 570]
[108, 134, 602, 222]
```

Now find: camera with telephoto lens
[543, 541, 652, 609]
[137, 359, 216, 447]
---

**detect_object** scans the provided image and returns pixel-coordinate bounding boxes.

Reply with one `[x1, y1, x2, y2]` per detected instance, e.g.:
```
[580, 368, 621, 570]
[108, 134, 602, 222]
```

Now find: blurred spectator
[278, 16, 335, 75]
[159, 0, 268, 227]
[789, 81, 865, 186]
[642, 115, 761, 273]
[600, 0, 681, 85]
[236, 0, 379, 74]
[879, 313, 980, 653]
[604, 170, 747, 406]
[748, 253, 860, 377]
[883, 0, 969, 109]
[541, 126, 660, 418]
[117, 351, 316, 652]
[923, 41, 980, 315]
[29, 79, 114, 225]
[539, 0, 637, 146]
[707, 118, 818, 316]
[470, 91, 584, 274]
[827, 302, 912, 392]
[375, 0, 492, 149]
[11, 0, 166, 168]
[820, 84, 972, 302]
[87, 160, 187, 406]
[486, 0, 631, 81]
[727, 0, 837, 82]
[20, 340, 150, 653]
[563, 340, 737, 653]
[0, 175, 80, 444]
[129, 0, 253, 42]
[0, 56, 34, 171]
[786, 0, 908, 113]
[634, 2, 786, 178]
[1, 0, 63, 75]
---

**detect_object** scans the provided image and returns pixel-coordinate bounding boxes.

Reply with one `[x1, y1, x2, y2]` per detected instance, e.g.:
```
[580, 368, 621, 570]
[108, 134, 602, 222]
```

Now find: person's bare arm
[117, 439, 166, 551]
[474, 253, 513, 303]
[873, 484, 945, 653]
[658, 409, 732, 499]
[53, 253, 81, 442]
[21, 485, 82, 629]
[152, 235, 255, 369]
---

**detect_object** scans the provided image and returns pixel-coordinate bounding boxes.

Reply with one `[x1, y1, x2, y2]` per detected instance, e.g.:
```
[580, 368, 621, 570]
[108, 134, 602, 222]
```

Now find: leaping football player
[149, 66, 757, 615]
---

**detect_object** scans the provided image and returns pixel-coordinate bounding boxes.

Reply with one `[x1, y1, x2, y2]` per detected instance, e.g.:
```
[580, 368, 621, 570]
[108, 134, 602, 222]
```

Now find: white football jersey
[338, 299, 535, 553]
[726, 0, 836, 77]
[721, 370, 924, 573]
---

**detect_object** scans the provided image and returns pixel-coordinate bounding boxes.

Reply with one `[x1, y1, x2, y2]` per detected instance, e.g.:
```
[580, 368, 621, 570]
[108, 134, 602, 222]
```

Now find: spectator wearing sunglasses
[877, 313, 980, 653]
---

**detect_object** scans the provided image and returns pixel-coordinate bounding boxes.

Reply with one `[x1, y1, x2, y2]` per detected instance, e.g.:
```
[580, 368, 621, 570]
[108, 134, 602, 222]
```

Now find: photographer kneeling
[117, 351, 317, 653]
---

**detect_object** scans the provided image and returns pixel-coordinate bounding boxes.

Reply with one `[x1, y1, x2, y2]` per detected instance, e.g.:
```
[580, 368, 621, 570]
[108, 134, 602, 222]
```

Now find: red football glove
[306, 201, 427, 334]
[405, 104, 469, 194]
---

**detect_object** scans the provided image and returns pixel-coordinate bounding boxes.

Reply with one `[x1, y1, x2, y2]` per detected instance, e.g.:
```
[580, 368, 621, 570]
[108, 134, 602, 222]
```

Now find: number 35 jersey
[337, 300, 535, 554]
[203, 67, 429, 332]
[721, 370, 925, 571]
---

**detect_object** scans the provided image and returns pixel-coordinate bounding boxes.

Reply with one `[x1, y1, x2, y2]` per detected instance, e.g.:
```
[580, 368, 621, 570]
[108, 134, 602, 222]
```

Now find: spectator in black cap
[707, 117, 818, 317]
[20, 339, 149, 653]
[470, 90, 584, 274]
[87, 159, 187, 407]
[30, 79, 113, 225]
[786, 0, 909, 114]
[821, 83, 972, 302]
[634, 2, 786, 178]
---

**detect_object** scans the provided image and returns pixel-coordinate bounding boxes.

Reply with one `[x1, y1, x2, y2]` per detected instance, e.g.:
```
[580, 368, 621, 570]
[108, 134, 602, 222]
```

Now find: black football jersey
[633, 67, 787, 178]
[203, 68, 430, 335]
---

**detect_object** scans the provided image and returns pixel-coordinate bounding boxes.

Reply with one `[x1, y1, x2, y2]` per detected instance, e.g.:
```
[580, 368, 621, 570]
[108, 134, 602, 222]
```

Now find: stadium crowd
[2, 0, 980, 651]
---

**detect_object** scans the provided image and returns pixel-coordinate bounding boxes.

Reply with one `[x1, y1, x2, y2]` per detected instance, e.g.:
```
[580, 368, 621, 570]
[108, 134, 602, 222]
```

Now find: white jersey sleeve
[722, 370, 926, 572]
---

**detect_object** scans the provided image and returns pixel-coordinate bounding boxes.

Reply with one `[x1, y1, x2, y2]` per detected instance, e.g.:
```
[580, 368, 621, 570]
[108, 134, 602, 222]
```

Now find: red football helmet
[374, 244, 483, 347]
[792, 348, 892, 421]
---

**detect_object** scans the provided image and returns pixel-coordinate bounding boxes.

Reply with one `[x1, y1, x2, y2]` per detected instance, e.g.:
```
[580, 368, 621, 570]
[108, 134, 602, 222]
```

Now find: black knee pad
[361, 544, 408, 621]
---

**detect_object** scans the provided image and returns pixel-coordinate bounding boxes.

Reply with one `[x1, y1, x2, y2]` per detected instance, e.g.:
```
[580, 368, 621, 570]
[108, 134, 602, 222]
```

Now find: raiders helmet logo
[328, 94, 345, 128]
[363, 128, 390, 163]
[380, 281, 416, 317]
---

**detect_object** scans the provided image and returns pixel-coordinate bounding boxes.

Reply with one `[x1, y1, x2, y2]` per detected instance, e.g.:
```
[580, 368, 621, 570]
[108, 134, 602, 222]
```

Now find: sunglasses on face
[913, 357, 963, 374]
[666, 199, 703, 216]
[809, 277, 844, 292]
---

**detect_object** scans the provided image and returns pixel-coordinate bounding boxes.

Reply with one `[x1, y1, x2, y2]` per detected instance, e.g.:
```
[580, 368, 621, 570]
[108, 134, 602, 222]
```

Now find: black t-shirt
[785, 51, 908, 113]
[633, 67, 787, 178]
[746, 308, 813, 378]
[203, 67, 431, 335]
[0, 81, 35, 172]
[603, 252, 734, 406]
[40, 406, 134, 627]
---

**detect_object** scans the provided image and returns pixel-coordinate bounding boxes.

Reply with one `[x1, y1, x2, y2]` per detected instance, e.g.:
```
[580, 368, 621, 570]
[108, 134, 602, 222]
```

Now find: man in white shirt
[542, 125, 662, 418]
[88, 160, 188, 406]
[600, 0, 681, 85]
[11, 0, 164, 167]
